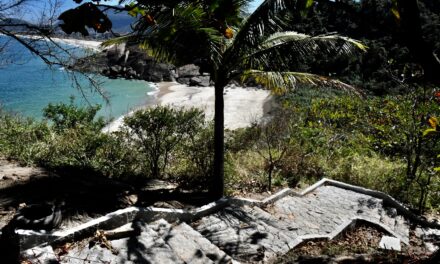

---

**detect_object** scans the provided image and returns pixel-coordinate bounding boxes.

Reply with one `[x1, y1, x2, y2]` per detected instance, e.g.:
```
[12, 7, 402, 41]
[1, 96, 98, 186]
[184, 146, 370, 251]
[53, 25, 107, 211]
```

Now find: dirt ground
[276, 224, 435, 264]
[0, 158, 208, 230]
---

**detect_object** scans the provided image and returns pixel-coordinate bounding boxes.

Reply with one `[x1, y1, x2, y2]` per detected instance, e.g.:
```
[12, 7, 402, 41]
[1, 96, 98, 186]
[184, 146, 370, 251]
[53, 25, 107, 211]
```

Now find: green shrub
[283, 88, 440, 212]
[41, 127, 108, 168]
[226, 150, 267, 193]
[43, 96, 105, 132]
[0, 111, 51, 164]
[124, 106, 205, 179]
[91, 131, 142, 180]
[172, 124, 215, 189]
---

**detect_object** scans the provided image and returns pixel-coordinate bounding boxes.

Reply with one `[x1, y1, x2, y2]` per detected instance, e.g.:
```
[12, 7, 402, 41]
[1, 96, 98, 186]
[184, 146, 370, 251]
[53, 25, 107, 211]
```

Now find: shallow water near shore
[0, 37, 154, 122]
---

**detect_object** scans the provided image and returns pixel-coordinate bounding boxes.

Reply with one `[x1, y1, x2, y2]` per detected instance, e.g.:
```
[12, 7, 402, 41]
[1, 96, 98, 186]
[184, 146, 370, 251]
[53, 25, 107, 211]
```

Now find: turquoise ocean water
[0, 37, 155, 122]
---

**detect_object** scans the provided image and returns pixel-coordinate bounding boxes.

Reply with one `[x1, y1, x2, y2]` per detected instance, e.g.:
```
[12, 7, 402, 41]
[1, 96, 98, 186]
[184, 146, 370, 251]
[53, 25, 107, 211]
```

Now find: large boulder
[177, 77, 191, 85]
[189, 76, 211, 87]
[105, 43, 126, 64]
[177, 64, 200, 78]
[72, 44, 178, 82]
[142, 62, 175, 82]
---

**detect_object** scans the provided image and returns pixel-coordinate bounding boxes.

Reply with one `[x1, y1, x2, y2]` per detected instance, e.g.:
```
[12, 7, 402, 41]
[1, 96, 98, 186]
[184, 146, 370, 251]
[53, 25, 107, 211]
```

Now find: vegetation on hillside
[1, 87, 439, 213]
[1, 0, 440, 213]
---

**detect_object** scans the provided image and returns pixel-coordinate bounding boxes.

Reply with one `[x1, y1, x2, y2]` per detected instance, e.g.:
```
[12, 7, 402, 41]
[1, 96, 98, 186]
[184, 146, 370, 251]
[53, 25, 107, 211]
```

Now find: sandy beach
[49, 37, 103, 51]
[103, 82, 273, 132]
[2, 34, 104, 51]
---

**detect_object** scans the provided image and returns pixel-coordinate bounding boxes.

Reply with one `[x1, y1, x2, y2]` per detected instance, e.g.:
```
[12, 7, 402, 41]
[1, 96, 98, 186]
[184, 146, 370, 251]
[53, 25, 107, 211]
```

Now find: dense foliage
[0, 103, 214, 186]
[288, 0, 440, 95]
[1, 93, 438, 212]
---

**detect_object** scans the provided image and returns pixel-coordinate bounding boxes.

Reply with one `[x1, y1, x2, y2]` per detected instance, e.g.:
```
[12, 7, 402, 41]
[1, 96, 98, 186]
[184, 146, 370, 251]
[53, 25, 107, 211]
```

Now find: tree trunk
[211, 82, 225, 199]
[268, 164, 274, 191]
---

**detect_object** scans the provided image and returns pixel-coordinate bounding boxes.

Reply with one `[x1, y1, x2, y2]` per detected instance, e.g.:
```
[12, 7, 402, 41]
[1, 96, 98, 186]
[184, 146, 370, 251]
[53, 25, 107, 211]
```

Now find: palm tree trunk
[212, 82, 225, 199]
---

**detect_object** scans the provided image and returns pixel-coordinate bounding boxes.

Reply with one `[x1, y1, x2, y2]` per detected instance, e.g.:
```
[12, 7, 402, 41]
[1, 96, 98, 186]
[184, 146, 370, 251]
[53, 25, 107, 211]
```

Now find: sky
[250, 0, 264, 11]
[22, 0, 263, 21]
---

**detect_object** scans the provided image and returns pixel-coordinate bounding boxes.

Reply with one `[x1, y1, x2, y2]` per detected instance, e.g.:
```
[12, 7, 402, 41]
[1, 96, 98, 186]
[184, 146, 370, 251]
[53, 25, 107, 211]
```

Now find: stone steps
[193, 205, 299, 263]
[60, 220, 182, 264]
[55, 218, 236, 264]
[22, 184, 413, 264]
[193, 187, 411, 263]
[271, 186, 409, 240]
[151, 219, 236, 264]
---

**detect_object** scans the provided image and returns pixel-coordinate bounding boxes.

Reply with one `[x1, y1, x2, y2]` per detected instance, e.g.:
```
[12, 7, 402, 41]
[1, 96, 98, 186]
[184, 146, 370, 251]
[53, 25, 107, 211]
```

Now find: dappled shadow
[199, 207, 268, 262]
[126, 221, 151, 264]
[0, 164, 213, 231]
[124, 219, 224, 263]
[0, 166, 135, 229]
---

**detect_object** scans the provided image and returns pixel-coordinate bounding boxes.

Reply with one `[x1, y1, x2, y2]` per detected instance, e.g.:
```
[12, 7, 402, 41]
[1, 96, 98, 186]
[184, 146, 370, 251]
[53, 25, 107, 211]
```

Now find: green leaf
[127, 6, 146, 17]
[299, 0, 315, 18]
[391, 0, 400, 21]
[423, 128, 437, 137]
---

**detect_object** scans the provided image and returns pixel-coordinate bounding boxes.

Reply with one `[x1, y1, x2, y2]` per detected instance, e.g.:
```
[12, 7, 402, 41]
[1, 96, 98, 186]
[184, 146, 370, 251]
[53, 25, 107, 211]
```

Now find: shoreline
[48, 36, 103, 51]
[103, 82, 274, 133]
[0, 34, 104, 51]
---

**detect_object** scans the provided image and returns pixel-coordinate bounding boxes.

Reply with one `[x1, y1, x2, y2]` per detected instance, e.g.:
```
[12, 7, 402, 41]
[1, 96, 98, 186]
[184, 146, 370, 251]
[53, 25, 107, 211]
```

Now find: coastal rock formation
[72, 44, 212, 86]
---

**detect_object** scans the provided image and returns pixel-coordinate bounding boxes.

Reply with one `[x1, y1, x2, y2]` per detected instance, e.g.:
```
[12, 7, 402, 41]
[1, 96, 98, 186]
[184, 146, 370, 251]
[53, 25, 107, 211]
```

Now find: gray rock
[190, 76, 210, 87]
[110, 65, 122, 73]
[142, 63, 174, 82]
[177, 77, 191, 85]
[189, 77, 202, 86]
[127, 68, 137, 77]
[379, 236, 401, 251]
[22, 246, 58, 264]
[177, 64, 200, 77]
[132, 61, 146, 75]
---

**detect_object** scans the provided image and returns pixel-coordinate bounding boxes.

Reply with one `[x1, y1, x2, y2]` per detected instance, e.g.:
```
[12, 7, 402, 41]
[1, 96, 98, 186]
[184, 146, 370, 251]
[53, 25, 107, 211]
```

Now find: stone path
[23, 184, 413, 264]
[193, 186, 408, 263]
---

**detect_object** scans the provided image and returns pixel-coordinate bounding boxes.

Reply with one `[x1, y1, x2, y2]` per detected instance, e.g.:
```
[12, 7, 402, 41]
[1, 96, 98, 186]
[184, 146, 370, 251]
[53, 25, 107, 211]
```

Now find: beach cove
[0, 35, 273, 130]
[104, 82, 274, 132]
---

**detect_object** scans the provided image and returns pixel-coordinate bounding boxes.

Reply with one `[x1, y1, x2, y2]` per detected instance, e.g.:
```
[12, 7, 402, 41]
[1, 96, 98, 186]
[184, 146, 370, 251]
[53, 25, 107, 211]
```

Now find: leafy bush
[43, 96, 105, 132]
[1, 89, 439, 212]
[290, 88, 440, 212]
[41, 126, 108, 168]
[91, 131, 142, 180]
[173, 123, 215, 189]
[0, 110, 51, 164]
[123, 106, 205, 179]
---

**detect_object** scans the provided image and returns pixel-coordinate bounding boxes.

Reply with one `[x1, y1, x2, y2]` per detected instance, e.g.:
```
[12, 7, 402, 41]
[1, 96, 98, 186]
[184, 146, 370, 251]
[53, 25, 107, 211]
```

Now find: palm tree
[61, 0, 366, 198]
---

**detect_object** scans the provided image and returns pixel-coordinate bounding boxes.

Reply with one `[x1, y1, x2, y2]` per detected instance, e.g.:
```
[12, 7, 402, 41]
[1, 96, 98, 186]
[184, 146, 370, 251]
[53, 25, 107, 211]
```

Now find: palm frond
[224, 0, 293, 64]
[239, 31, 367, 70]
[241, 70, 363, 96]
[261, 31, 367, 51]
[102, 35, 133, 47]
[131, 3, 224, 66]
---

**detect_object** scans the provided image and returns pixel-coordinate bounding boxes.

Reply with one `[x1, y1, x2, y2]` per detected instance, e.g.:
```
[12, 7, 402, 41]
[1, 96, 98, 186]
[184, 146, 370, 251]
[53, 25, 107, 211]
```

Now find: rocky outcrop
[72, 44, 212, 86]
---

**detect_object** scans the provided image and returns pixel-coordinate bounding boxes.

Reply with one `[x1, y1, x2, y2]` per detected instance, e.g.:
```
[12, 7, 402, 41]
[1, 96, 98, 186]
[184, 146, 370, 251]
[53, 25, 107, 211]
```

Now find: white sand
[49, 37, 103, 51]
[2, 34, 104, 51]
[103, 82, 273, 133]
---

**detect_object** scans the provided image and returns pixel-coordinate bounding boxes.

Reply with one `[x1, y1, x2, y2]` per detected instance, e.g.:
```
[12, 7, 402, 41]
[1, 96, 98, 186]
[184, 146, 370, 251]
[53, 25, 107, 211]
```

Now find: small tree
[43, 96, 104, 132]
[123, 106, 204, 179]
[248, 112, 292, 191]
